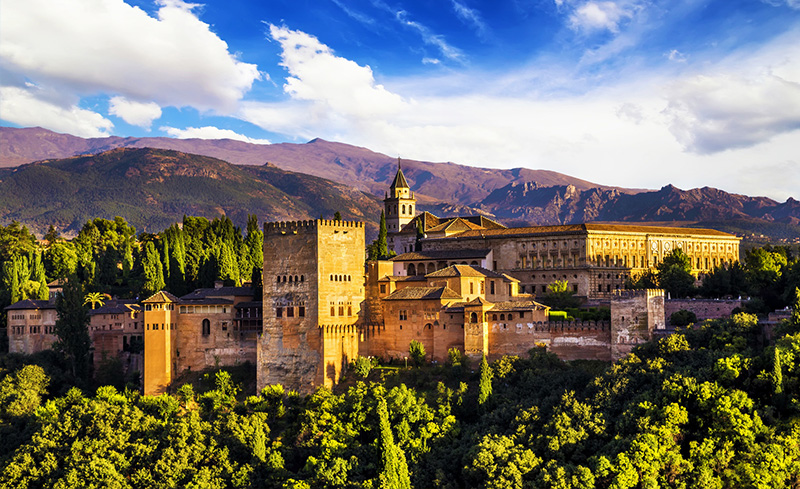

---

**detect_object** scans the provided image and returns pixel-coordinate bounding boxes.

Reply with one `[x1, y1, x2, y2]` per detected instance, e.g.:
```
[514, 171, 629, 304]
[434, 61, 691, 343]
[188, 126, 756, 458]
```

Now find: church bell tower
[384, 158, 416, 233]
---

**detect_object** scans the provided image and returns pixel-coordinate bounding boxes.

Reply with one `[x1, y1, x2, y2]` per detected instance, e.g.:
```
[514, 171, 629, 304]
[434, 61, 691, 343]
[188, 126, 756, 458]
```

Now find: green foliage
[409, 341, 426, 367]
[0, 365, 48, 418]
[377, 395, 412, 489]
[540, 280, 582, 310]
[53, 277, 91, 382]
[368, 211, 391, 261]
[657, 249, 696, 297]
[352, 356, 375, 379]
[669, 309, 697, 327]
[477, 354, 493, 406]
[549, 310, 570, 321]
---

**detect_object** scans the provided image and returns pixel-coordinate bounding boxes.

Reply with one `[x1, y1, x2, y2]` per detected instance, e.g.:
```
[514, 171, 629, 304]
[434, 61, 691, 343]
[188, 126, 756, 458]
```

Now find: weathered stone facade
[665, 298, 742, 324]
[258, 219, 365, 394]
[610, 289, 665, 359]
[5, 299, 58, 354]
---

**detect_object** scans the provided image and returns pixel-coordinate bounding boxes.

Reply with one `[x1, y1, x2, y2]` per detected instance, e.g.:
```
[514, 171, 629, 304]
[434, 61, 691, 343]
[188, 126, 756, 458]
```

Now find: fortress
[5, 164, 742, 395]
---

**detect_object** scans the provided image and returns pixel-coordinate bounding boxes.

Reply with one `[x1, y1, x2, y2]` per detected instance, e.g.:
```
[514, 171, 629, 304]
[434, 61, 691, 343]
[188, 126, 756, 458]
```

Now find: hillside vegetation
[2, 312, 800, 487]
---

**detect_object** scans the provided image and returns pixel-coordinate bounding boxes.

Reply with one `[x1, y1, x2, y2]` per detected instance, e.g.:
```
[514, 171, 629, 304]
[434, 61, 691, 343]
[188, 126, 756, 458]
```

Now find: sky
[1, 0, 799, 201]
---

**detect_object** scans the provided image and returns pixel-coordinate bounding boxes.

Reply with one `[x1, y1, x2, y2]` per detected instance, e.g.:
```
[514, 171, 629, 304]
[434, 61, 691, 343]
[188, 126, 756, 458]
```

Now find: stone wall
[665, 298, 742, 324]
[610, 289, 664, 359]
[488, 321, 612, 361]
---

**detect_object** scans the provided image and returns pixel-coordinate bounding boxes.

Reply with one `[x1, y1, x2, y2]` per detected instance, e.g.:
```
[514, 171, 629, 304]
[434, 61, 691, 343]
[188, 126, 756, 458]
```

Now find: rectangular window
[287, 307, 294, 317]
[480, 282, 485, 294]
[299, 306, 305, 317]
[348, 306, 353, 316]
[380, 284, 386, 294]
[490, 281, 495, 294]
[276, 307, 283, 318]
[399, 310, 407, 321]
[339, 306, 345, 316]
[331, 306, 336, 316]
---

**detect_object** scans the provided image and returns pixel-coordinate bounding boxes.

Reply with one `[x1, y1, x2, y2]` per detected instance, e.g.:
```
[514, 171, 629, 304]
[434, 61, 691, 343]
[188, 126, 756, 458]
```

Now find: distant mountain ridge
[2, 126, 799, 241]
[0, 147, 382, 235]
[0, 126, 629, 205]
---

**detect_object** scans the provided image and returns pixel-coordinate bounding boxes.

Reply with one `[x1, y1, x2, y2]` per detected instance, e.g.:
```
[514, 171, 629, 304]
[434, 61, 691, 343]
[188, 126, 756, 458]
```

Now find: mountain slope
[0, 147, 383, 235]
[0, 126, 630, 205]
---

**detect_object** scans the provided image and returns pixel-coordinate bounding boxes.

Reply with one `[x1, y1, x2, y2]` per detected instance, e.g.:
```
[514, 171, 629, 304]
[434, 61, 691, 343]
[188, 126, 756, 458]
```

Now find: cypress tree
[377, 211, 388, 259]
[122, 239, 134, 279]
[773, 347, 783, 395]
[478, 353, 493, 406]
[142, 241, 165, 296]
[377, 396, 411, 489]
[54, 277, 91, 382]
[219, 241, 240, 285]
[31, 252, 48, 299]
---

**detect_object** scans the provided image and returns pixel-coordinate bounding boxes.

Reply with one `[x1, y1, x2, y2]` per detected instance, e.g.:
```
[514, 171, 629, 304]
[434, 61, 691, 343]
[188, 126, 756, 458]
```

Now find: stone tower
[258, 219, 365, 394]
[142, 291, 180, 395]
[384, 159, 416, 233]
[610, 289, 665, 359]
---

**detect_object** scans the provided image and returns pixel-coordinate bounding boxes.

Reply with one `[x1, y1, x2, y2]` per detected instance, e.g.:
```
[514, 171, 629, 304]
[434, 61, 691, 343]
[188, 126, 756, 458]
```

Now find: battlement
[264, 219, 365, 235]
[612, 288, 664, 299]
[320, 324, 360, 335]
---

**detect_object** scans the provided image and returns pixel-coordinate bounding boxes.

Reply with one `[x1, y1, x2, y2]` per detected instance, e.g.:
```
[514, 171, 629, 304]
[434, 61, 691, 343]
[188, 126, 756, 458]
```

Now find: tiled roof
[391, 248, 491, 262]
[4, 299, 56, 311]
[180, 287, 255, 300]
[88, 300, 140, 316]
[428, 223, 737, 240]
[379, 275, 427, 282]
[384, 286, 461, 301]
[180, 298, 234, 305]
[466, 297, 493, 306]
[141, 290, 181, 303]
[489, 300, 549, 311]
[234, 301, 263, 308]
[425, 264, 490, 278]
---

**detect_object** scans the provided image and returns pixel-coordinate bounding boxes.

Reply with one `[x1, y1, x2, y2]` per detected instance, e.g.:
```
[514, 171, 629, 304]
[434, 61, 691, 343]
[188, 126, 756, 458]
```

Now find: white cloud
[109, 96, 162, 129]
[395, 10, 466, 64]
[240, 24, 800, 201]
[160, 125, 271, 144]
[762, 0, 800, 9]
[450, 0, 491, 40]
[0, 0, 259, 116]
[266, 25, 407, 120]
[0, 86, 113, 137]
[666, 73, 800, 154]
[568, 1, 632, 33]
[666, 49, 687, 62]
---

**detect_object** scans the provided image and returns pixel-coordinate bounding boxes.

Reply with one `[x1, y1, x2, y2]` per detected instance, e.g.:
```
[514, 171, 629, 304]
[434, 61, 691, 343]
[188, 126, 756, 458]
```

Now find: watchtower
[258, 219, 365, 393]
[142, 291, 180, 395]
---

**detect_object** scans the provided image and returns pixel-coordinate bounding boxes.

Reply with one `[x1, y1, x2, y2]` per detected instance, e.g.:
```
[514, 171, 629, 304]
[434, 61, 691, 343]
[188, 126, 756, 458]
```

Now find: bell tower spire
[384, 157, 416, 238]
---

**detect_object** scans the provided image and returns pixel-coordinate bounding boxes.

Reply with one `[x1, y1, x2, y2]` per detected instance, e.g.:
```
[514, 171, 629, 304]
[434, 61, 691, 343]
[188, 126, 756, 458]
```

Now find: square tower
[258, 219, 365, 393]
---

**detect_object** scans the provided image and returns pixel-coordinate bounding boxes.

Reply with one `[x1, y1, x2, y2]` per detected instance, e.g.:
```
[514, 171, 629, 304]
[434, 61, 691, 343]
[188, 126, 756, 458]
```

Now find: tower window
[202, 319, 210, 335]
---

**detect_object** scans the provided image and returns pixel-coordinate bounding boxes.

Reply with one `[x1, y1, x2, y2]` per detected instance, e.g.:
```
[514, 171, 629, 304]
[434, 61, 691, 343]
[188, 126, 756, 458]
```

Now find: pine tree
[54, 277, 91, 382]
[377, 396, 411, 489]
[478, 353, 493, 406]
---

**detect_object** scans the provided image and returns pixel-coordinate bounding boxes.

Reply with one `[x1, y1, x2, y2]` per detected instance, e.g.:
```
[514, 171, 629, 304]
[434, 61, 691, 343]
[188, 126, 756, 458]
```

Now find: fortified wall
[665, 298, 742, 324]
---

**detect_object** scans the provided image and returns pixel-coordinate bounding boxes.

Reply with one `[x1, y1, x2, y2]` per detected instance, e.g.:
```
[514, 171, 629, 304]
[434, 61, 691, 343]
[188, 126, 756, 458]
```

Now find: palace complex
[5, 164, 742, 395]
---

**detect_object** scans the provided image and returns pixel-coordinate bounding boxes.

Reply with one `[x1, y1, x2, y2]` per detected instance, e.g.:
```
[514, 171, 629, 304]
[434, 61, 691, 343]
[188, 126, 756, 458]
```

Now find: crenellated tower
[258, 219, 365, 394]
[384, 158, 416, 233]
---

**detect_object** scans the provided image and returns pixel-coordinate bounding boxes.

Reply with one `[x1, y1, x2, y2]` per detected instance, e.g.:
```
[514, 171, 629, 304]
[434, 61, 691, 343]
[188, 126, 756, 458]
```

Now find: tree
[368, 211, 390, 261]
[333, 211, 343, 221]
[478, 354, 493, 406]
[141, 241, 165, 296]
[83, 292, 107, 310]
[376, 396, 412, 489]
[657, 249, 695, 298]
[409, 340, 426, 366]
[54, 277, 92, 381]
[670, 309, 697, 327]
[540, 280, 581, 309]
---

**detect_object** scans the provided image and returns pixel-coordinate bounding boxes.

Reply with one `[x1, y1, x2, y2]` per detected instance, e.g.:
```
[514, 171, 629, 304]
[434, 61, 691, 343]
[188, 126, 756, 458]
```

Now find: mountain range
[1, 127, 798, 240]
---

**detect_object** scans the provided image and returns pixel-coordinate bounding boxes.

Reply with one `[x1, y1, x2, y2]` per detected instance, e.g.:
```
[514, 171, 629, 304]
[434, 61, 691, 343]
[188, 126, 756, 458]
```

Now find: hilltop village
[6, 165, 743, 395]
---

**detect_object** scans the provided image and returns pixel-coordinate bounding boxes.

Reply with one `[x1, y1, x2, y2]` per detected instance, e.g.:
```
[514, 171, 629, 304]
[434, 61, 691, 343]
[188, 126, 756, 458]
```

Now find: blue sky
[1, 0, 799, 200]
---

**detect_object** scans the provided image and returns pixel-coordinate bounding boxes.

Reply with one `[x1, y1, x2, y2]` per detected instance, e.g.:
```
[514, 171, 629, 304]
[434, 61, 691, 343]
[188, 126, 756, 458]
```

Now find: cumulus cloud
[109, 96, 162, 129]
[0, 0, 260, 132]
[161, 125, 271, 144]
[0, 86, 113, 137]
[263, 25, 406, 121]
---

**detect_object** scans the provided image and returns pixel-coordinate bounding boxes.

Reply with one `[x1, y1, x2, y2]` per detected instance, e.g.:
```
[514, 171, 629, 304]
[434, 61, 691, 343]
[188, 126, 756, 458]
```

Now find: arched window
[500, 314, 505, 320]
[294, 275, 299, 282]
[282, 276, 287, 282]
[402, 204, 406, 214]
[202, 319, 210, 336]
[276, 276, 280, 283]
[288, 275, 293, 283]
[492, 314, 497, 320]
[300, 275, 304, 282]
[470, 312, 478, 323]
[408, 264, 416, 275]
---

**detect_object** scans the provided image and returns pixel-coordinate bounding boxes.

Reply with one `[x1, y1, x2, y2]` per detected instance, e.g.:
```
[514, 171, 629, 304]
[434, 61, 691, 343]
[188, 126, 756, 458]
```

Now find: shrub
[670, 309, 697, 327]
[409, 340, 426, 366]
